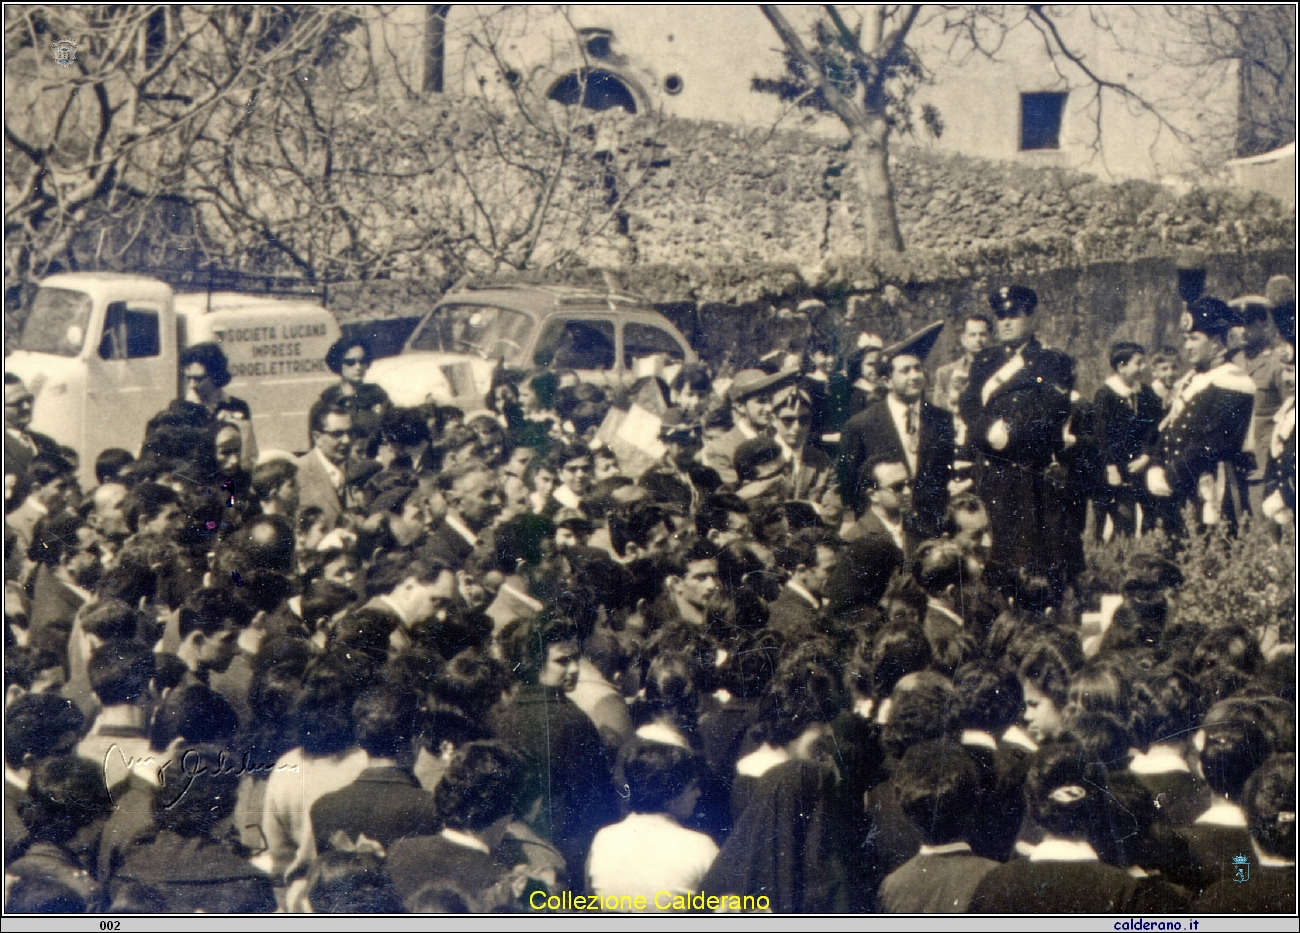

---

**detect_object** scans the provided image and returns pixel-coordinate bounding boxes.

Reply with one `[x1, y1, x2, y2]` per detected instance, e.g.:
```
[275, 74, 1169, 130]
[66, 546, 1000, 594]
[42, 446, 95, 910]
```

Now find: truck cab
[6, 273, 339, 488]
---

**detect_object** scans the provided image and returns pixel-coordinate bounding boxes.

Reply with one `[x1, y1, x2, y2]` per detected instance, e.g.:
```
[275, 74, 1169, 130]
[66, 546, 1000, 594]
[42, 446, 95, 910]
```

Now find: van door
[534, 317, 618, 387]
[85, 299, 175, 463]
[621, 320, 689, 385]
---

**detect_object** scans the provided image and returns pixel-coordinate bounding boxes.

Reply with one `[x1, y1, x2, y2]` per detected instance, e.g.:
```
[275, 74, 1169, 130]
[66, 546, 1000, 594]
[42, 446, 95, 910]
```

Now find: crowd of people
[3, 275, 1295, 914]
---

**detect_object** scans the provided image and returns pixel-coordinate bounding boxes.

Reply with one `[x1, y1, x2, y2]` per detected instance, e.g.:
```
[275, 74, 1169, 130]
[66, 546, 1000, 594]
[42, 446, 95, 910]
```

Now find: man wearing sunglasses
[4, 372, 61, 486]
[296, 400, 356, 527]
[772, 384, 842, 522]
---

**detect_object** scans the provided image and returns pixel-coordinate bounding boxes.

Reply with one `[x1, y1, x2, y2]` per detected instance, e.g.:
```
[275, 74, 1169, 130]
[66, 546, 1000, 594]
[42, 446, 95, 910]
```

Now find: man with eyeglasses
[843, 456, 913, 561]
[321, 337, 391, 451]
[4, 372, 61, 486]
[296, 400, 356, 527]
[772, 384, 842, 522]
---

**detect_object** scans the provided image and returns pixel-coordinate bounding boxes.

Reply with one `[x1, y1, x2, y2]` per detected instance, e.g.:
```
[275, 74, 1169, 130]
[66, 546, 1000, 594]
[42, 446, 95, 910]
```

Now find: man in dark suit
[488, 613, 615, 886]
[386, 741, 529, 911]
[959, 286, 1074, 588]
[312, 684, 441, 855]
[4, 373, 61, 485]
[842, 456, 911, 564]
[767, 528, 838, 639]
[841, 322, 954, 539]
[27, 513, 100, 666]
[1146, 297, 1256, 535]
[423, 462, 505, 571]
[296, 400, 354, 528]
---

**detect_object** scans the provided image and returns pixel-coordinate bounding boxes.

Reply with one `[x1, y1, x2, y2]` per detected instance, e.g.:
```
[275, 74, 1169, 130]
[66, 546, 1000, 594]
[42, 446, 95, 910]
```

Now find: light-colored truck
[5, 273, 341, 488]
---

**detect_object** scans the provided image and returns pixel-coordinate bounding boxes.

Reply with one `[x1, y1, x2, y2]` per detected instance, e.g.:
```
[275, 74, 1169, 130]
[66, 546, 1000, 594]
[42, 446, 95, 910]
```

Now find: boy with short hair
[879, 740, 998, 912]
[1094, 341, 1162, 537]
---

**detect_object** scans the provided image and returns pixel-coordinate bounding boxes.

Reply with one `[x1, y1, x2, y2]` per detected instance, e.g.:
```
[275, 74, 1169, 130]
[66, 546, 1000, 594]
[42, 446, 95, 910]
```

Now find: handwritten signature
[103, 744, 300, 803]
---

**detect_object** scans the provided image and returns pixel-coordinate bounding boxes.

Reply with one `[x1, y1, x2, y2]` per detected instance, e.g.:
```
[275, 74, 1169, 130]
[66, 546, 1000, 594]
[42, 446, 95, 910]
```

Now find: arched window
[547, 69, 637, 114]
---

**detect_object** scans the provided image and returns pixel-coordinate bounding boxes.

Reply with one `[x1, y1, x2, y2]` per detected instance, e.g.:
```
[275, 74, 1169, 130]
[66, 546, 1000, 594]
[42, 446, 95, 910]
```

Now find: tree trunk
[848, 117, 904, 254]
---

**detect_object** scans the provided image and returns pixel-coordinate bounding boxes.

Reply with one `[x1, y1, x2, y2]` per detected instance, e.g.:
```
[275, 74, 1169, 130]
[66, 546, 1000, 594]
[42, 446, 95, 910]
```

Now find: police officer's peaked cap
[987, 285, 1038, 317]
[879, 321, 945, 367]
[1228, 294, 1271, 324]
[1182, 297, 1243, 341]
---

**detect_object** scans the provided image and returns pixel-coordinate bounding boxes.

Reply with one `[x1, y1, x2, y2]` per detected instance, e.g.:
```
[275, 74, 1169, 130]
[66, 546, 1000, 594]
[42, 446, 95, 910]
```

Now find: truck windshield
[408, 303, 534, 362]
[20, 288, 93, 357]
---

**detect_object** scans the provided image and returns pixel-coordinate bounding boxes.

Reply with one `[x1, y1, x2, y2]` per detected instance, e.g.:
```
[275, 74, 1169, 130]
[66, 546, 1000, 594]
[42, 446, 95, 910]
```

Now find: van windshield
[408, 303, 534, 362]
[20, 288, 93, 357]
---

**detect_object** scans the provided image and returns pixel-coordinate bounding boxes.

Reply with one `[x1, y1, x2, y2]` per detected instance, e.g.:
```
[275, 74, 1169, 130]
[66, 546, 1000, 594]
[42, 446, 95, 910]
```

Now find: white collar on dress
[1029, 837, 1100, 862]
[1128, 744, 1190, 775]
[444, 511, 478, 546]
[960, 730, 997, 752]
[1103, 373, 1136, 398]
[636, 721, 691, 750]
[918, 841, 973, 857]
[785, 579, 821, 609]
[1001, 725, 1038, 753]
[1196, 799, 1248, 827]
[736, 743, 789, 778]
[927, 597, 965, 627]
[440, 827, 490, 854]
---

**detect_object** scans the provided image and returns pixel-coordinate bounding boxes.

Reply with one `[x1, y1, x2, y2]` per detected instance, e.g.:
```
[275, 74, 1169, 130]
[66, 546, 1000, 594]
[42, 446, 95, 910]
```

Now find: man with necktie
[840, 321, 954, 542]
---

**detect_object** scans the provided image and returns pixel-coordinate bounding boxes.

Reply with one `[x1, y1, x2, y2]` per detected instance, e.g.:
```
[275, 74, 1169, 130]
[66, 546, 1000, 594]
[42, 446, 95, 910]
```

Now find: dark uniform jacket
[1150, 360, 1255, 510]
[958, 337, 1073, 581]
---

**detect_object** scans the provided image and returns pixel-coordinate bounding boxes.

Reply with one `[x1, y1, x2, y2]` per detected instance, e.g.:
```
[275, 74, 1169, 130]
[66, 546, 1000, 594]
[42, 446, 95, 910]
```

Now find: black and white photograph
[3, 4, 1296, 922]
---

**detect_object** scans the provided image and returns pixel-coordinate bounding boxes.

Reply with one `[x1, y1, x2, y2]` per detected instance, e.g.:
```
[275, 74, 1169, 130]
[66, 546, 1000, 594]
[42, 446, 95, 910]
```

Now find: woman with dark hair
[589, 739, 717, 901]
[1018, 639, 1075, 748]
[488, 612, 617, 883]
[320, 336, 391, 448]
[972, 738, 1147, 912]
[632, 651, 703, 750]
[1194, 753, 1296, 913]
[306, 850, 405, 914]
[841, 334, 886, 418]
[179, 341, 258, 468]
[387, 741, 531, 911]
[704, 644, 848, 913]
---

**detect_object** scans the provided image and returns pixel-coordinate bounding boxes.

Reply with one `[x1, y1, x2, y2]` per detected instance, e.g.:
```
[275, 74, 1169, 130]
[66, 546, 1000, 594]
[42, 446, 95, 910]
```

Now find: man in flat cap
[1146, 297, 1256, 533]
[699, 367, 798, 485]
[840, 321, 954, 541]
[959, 287, 1075, 587]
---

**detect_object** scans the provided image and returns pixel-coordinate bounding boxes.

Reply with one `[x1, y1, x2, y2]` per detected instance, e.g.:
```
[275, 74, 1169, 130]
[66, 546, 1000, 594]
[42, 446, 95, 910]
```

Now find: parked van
[5, 273, 340, 487]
